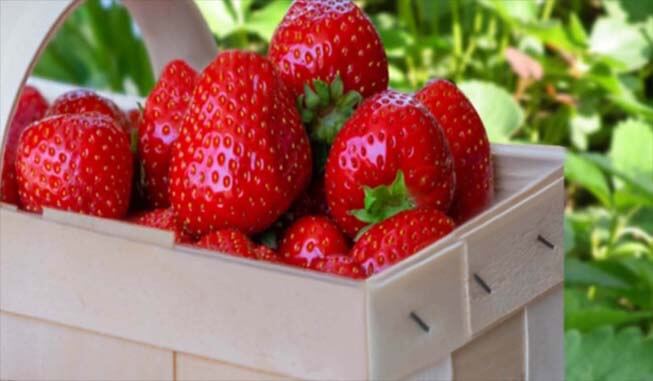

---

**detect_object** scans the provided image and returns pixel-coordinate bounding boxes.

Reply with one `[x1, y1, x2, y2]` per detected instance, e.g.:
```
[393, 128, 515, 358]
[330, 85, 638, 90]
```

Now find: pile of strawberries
[1, 0, 493, 280]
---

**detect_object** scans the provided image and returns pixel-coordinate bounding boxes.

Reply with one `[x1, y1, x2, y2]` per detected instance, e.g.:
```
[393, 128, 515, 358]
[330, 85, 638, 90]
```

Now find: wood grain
[525, 285, 564, 381]
[453, 310, 526, 381]
[0, 311, 173, 381]
[462, 178, 564, 333]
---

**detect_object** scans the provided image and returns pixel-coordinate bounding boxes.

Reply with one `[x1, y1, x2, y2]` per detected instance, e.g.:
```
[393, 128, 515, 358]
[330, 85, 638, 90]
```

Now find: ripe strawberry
[352, 208, 455, 276]
[47, 90, 129, 132]
[416, 79, 494, 222]
[284, 177, 329, 224]
[255, 245, 283, 263]
[268, 0, 388, 145]
[1, 86, 48, 205]
[310, 255, 364, 279]
[280, 215, 349, 268]
[325, 90, 455, 237]
[196, 229, 258, 259]
[128, 208, 194, 243]
[169, 51, 312, 236]
[139, 60, 198, 208]
[126, 108, 142, 131]
[15, 113, 132, 218]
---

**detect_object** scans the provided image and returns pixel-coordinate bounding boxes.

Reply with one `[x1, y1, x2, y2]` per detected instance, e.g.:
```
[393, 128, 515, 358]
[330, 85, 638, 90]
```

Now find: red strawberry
[310, 255, 364, 279]
[280, 215, 349, 268]
[352, 208, 455, 276]
[284, 177, 329, 224]
[129, 208, 194, 243]
[15, 113, 132, 218]
[416, 79, 493, 222]
[47, 90, 129, 132]
[325, 90, 455, 237]
[255, 245, 283, 263]
[268, 0, 388, 144]
[196, 229, 258, 259]
[1, 86, 48, 204]
[139, 60, 198, 208]
[126, 108, 142, 131]
[169, 51, 312, 236]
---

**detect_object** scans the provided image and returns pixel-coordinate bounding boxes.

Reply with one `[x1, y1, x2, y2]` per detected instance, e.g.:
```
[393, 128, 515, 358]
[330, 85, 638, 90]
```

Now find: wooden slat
[175, 353, 290, 381]
[463, 178, 564, 333]
[368, 243, 470, 380]
[404, 356, 453, 381]
[453, 309, 526, 381]
[0, 208, 368, 380]
[0, 311, 173, 381]
[525, 284, 564, 381]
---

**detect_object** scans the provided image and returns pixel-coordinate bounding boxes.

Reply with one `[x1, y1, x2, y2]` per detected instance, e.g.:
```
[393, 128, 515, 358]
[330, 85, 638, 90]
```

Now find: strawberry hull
[1, 1, 564, 379]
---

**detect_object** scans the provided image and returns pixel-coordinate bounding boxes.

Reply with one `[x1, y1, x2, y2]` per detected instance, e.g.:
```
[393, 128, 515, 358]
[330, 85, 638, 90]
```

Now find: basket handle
[0, 0, 217, 153]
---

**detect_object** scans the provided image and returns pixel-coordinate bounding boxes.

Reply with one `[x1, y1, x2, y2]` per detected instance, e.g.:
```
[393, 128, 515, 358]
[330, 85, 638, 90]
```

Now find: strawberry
[139, 60, 198, 208]
[47, 90, 129, 132]
[325, 90, 455, 237]
[128, 208, 194, 243]
[1, 86, 48, 205]
[126, 108, 142, 131]
[351, 208, 455, 276]
[254, 245, 283, 263]
[15, 113, 132, 218]
[169, 51, 312, 236]
[268, 0, 388, 145]
[416, 79, 494, 222]
[279, 215, 349, 268]
[284, 177, 329, 224]
[310, 255, 364, 279]
[196, 229, 258, 259]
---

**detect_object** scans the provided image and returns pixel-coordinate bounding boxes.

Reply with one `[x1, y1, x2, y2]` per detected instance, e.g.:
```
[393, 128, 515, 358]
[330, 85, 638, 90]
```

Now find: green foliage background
[35, 0, 653, 378]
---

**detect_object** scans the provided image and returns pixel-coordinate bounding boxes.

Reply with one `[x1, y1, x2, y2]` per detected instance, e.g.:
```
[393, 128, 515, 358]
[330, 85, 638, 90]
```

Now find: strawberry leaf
[566, 326, 653, 381]
[350, 171, 415, 225]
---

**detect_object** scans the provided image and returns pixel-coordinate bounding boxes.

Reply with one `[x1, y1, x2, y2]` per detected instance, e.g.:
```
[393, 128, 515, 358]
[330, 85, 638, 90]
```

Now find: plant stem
[451, 0, 463, 74]
[541, 0, 556, 21]
[458, 10, 483, 76]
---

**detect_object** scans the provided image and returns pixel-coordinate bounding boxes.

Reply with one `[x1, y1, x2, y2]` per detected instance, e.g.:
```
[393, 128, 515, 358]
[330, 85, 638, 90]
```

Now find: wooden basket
[0, 1, 565, 380]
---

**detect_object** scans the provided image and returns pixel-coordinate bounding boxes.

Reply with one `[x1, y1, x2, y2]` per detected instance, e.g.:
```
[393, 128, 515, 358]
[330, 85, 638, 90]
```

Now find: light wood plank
[462, 178, 564, 333]
[175, 353, 290, 381]
[453, 310, 526, 381]
[525, 285, 564, 381]
[0, 311, 173, 380]
[0, 208, 368, 380]
[368, 243, 470, 380]
[404, 356, 453, 381]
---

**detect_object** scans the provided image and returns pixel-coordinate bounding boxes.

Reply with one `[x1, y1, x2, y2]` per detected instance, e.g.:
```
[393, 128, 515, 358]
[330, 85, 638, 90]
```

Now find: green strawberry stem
[350, 171, 415, 235]
[298, 74, 362, 145]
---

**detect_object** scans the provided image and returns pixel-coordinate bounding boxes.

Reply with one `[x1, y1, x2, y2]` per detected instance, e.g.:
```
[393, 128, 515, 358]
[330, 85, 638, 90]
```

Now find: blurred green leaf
[249, 0, 292, 41]
[565, 153, 612, 207]
[520, 20, 586, 53]
[566, 258, 630, 289]
[609, 119, 653, 178]
[480, 0, 538, 24]
[566, 304, 653, 332]
[458, 80, 524, 142]
[583, 153, 653, 204]
[589, 17, 652, 72]
[611, 0, 653, 23]
[570, 112, 600, 150]
[566, 326, 653, 381]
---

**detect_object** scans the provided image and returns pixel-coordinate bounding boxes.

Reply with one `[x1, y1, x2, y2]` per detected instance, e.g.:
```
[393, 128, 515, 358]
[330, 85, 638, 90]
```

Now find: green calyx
[297, 74, 362, 145]
[350, 171, 415, 227]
